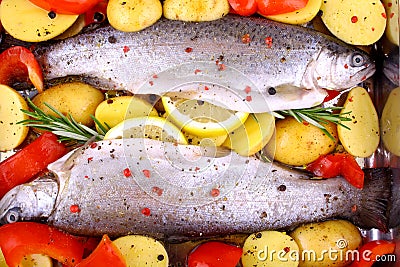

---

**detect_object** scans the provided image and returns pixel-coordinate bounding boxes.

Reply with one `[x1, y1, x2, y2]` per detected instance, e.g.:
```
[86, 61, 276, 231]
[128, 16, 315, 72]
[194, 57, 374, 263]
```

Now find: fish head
[0, 177, 58, 224]
[383, 49, 400, 86]
[307, 48, 375, 90]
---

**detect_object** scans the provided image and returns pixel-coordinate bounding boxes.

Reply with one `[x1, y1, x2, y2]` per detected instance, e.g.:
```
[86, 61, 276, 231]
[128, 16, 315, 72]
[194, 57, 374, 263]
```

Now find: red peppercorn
[70, 204, 81, 213]
[141, 207, 151, 216]
[123, 168, 132, 177]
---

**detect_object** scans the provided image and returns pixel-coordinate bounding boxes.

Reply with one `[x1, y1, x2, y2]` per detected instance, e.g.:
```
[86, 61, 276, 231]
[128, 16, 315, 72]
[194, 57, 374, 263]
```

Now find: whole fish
[0, 138, 396, 239]
[31, 15, 375, 113]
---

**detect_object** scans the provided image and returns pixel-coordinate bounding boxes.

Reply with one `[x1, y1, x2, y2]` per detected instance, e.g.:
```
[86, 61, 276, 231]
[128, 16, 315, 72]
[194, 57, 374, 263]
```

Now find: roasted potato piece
[381, 87, 400, 156]
[290, 220, 362, 267]
[32, 82, 104, 127]
[338, 87, 380, 157]
[320, 0, 386, 45]
[113, 235, 168, 266]
[163, 0, 230, 22]
[0, 0, 78, 42]
[382, 0, 399, 46]
[242, 231, 299, 267]
[107, 0, 162, 32]
[0, 85, 29, 151]
[265, 116, 338, 166]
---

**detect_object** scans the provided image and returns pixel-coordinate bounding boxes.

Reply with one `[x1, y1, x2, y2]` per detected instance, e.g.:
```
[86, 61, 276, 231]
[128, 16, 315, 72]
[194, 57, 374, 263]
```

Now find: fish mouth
[350, 63, 376, 85]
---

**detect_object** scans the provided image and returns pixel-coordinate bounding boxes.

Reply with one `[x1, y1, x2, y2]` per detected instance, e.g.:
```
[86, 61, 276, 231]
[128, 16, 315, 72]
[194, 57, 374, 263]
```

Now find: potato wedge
[290, 220, 362, 267]
[381, 87, 400, 156]
[113, 235, 168, 267]
[0, 0, 78, 42]
[163, 0, 230, 22]
[242, 231, 299, 267]
[32, 82, 104, 127]
[382, 0, 399, 46]
[95, 96, 158, 131]
[0, 85, 29, 151]
[107, 0, 162, 32]
[265, 117, 338, 166]
[320, 0, 386, 45]
[337, 87, 379, 157]
[223, 112, 275, 156]
[264, 0, 322, 25]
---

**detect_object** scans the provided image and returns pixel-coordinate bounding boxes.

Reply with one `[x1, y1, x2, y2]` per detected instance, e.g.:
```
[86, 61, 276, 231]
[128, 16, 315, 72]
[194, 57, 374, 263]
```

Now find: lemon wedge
[104, 116, 187, 144]
[162, 97, 249, 137]
[223, 112, 275, 156]
[95, 96, 158, 131]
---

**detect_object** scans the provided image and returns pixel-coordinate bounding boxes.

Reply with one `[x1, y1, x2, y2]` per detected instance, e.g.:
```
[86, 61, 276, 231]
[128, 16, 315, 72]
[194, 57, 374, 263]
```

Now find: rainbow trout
[0, 138, 396, 239]
[30, 15, 375, 113]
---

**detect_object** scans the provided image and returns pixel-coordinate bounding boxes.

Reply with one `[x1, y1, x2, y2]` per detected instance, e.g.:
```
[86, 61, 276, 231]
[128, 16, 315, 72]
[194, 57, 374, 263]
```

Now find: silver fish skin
[0, 138, 392, 239]
[33, 15, 375, 113]
[383, 49, 399, 86]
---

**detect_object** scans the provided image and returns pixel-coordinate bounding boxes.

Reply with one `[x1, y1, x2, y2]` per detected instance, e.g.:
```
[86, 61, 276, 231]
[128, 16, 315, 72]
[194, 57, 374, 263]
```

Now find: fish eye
[350, 53, 365, 67]
[4, 207, 21, 224]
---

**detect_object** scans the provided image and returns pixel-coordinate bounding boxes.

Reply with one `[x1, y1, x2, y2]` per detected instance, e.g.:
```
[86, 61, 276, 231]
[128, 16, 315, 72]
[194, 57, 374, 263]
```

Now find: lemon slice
[104, 116, 187, 144]
[95, 96, 158, 131]
[162, 97, 249, 137]
[223, 112, 275, 156]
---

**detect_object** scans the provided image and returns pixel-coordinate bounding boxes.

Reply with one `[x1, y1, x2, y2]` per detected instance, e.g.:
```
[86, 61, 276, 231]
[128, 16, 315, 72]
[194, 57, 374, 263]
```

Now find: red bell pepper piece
[323, 89, 341, 103]
[306, 153, 365, 189]
[257, 0, 308, 16]
[188, 241, 243, 267]
[0, 222, 85, 267]
[228, 0, 258, 16]
[349, 240, 396, 267]
[84, 0, 108, 26]
[75, 235, 126, 267]
[0, 132, 67, 198]
[0, 46, 44, 93]
[28, 0, 103, 15]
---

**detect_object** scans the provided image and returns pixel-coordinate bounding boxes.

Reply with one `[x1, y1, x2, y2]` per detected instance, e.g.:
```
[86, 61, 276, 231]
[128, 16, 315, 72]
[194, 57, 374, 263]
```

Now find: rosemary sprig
[18, 98, 108, 143]
[273, 106, 352, 141]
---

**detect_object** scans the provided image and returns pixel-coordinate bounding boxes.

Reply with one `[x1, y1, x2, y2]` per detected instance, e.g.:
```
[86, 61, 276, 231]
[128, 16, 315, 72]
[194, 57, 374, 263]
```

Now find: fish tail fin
[349, 168, 392, 232]
[388, 168, 400, 229]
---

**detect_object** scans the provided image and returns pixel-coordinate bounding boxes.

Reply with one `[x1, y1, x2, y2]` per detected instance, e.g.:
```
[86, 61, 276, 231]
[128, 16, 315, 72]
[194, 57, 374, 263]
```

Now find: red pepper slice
[228, 0, 258, 16]
[0, 46, 44, 93]
[0, 222, 85, 267]
[349, 240, 396, 267]
[188, 241, 243, 267]
[75, 235, 126, 267]
[323, 89, 341, 103]
[256, 0, 308, 16]
[28, 0, 103, 15]
[84, 0, 108, 26]
[0, 132, 67, 198]
[306, 153, 364, 189]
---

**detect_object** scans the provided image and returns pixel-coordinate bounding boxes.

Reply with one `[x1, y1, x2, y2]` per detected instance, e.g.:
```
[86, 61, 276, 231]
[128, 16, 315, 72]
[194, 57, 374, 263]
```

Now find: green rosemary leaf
[91, 115, 109, 136]
[18, 99, 104, 143]
[275, 106, 352, 141]
[52, 131, 92, 141]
